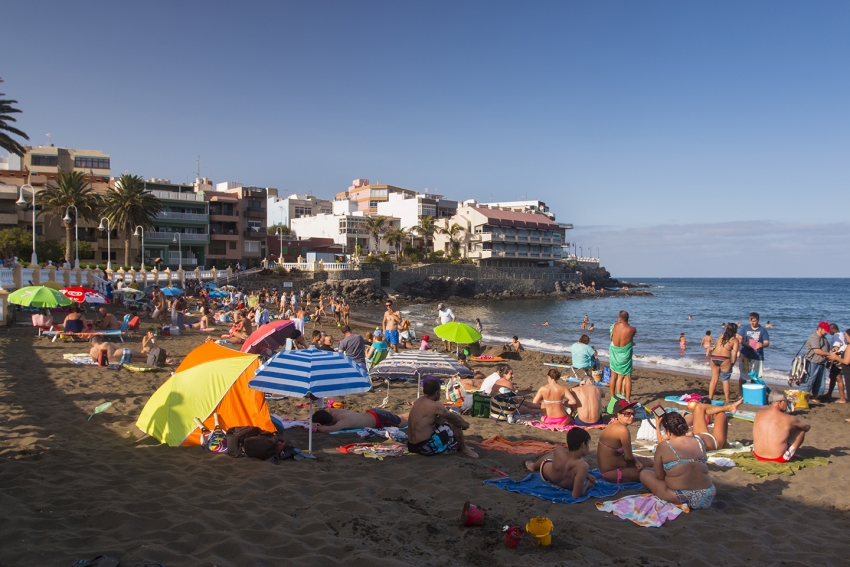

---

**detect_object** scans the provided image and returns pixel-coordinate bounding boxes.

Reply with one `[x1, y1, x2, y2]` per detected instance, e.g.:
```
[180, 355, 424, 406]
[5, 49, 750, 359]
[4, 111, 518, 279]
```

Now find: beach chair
[368, 349, 389, 370]
[43, 314, 133, 343]
[31, 313, 54, 336]
[490, 390, 525, 422]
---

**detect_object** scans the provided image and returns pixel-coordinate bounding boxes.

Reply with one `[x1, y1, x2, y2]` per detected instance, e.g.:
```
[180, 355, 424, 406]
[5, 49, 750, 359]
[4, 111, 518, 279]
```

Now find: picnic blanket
[731, 453, 829, 477]
[474, 435, 560, 455]
[271, 415, 312, 430]
[596, 494, 687, 527]
[483, 469, 642, 504]
[336, 443, 407, 460]
[63, 353, 97, 365]
[517, 418, 607, 433]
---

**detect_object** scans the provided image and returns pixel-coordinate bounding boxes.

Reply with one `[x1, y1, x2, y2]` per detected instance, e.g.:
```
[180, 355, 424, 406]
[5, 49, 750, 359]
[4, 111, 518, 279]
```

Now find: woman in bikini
[191, 306, 215, 331]
[684, 398, 744, 450]
[532, 369, 580, 427]
[596, 399, 653, 484]
[641, 411, 716, 510]
[707, 323, 739, 403]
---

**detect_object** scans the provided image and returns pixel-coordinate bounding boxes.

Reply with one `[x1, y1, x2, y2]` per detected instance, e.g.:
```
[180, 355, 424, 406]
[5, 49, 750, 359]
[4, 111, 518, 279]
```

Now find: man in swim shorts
[312, 407, 408, 433]
[89, 336, 146, 364]
[524, 428, 597, 498]
[571, 378, 605, 426]
[407, 379, 478, 458]
[382, 300, 402, 353]
[609, 310, 636, 400]
[753, 391, 811, 462]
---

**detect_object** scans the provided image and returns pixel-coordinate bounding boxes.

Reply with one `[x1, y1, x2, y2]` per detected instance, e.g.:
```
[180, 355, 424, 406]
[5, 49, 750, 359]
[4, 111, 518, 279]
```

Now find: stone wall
[389, 265, 581, 298]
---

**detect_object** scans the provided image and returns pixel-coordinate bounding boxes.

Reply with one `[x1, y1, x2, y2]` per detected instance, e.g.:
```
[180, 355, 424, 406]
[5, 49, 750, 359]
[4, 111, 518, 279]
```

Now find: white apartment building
[267, 193, 333, 227]
[290, 212, 400, 254]
[375, 191, 459, 230]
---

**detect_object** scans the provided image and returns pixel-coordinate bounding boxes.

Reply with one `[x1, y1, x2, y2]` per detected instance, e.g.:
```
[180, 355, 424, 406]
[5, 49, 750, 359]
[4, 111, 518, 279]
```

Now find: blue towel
[484, 469, 643, 504]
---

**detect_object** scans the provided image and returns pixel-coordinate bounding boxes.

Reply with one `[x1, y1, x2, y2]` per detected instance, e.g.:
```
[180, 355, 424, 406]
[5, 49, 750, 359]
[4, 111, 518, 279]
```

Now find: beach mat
[484, 469, 642, 504]
[596, 494, 687, 527]
[473, 435, 561, 455]
[517, 418, 607, 433]
[731, 453, 829, 477]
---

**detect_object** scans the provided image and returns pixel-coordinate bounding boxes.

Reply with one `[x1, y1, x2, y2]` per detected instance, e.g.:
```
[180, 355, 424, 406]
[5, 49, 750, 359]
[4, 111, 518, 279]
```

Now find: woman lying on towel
[641, 411, 716, 510]
[683, 398, 744, 450]
[532, 369, 580, 427]
[596, 400, 654, 484]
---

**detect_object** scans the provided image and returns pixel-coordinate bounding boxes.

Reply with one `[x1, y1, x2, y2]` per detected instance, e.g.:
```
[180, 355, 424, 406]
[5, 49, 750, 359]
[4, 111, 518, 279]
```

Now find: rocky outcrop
[394, 276, 477, 299]
[308, 278, 384, 304]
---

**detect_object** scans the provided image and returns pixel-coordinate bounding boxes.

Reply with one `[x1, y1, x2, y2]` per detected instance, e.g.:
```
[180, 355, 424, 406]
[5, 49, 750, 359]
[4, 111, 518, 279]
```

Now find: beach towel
[608, 339, 633, 376]
[484, 469, 642, 504]
[356, 427, 408, 442]
[518, 418, 607, 433]
[63, 353, 97, 365]
[731, 453, 829, 477]
[474, 435, 561, 455]
[336, 443, 407, 460]
[596, 494, 687, 527]
[271, 415, 312, 430]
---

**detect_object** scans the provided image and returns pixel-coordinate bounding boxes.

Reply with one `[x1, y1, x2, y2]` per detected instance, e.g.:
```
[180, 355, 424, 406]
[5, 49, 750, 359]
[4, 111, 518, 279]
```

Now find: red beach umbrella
[61, 286, 110, 304]
[240, 320, 298, 354]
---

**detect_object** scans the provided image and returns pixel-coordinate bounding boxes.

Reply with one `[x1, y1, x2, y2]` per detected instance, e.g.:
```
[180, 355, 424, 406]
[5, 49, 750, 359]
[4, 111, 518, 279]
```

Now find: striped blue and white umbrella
[248, 346, 372, 453]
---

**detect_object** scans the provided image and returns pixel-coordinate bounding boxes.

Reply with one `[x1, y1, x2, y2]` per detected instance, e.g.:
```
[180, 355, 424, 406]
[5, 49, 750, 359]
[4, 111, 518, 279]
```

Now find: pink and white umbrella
[60, 286, 110, 304]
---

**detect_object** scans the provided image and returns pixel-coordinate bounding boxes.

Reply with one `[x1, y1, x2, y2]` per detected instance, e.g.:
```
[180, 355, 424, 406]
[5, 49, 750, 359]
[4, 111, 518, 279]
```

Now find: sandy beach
[1, 311, 849, 567]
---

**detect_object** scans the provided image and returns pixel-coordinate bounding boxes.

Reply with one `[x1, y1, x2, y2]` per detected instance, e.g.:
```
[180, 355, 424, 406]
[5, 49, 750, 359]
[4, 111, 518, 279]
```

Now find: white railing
[149, 190, 204, 202]
[145, 232, 209, 241]
[200, 270, 213, 279]
[0, 268, 13, 288]
[564, 255, 600, 263]
[322, 262, 349, 271]
[159, 211, 208, 221]
[22, 268, 34, 284]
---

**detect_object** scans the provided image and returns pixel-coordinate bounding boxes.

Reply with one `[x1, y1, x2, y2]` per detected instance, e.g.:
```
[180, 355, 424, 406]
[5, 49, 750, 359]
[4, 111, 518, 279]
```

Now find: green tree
[269, 223, 291, 235]
[102, 174, 164, 267]
[0, 79, 29, 156]
[438, 219, 466, 257]
[39, 171, 101, 264]
[415, 215, 436, 251]
[0, 228, 32, 259]
[364, 215, 388, 253]
[384, 226, 404, 258]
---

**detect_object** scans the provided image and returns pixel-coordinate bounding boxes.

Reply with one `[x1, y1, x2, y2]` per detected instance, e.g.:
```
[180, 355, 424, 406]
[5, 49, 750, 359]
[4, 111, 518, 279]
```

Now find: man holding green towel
[609, 311, 636, 400]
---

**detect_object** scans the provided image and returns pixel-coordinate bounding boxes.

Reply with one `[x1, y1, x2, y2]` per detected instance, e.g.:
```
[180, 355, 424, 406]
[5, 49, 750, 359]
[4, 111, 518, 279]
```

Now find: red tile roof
[469, 207, 558, 230]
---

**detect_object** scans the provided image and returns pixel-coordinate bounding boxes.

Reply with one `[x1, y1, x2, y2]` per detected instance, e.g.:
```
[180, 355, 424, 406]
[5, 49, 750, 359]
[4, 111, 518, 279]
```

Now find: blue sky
[3, 1, 848, 276]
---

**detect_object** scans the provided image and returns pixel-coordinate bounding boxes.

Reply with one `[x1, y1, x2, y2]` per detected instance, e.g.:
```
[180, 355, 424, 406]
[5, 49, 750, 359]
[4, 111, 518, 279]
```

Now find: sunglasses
[620, 412, 636, 417]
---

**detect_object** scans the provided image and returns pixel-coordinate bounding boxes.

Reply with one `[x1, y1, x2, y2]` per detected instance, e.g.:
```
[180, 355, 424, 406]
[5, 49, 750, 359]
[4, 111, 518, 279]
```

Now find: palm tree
[383, 226, 404, 258]
[364, 215, 388, 253]
[102, 174, 164, 266]
[438, 219, 467, 258]
[39, 171, 101, 264]
[415, 215, 436, 252]
[0, 79, 29, 156]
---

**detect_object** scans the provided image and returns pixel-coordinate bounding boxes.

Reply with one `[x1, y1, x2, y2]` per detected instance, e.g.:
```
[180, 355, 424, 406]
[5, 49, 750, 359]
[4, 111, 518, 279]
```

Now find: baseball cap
[818, 321, 831, 333]
[422, 335, 430, 341]
[613, 399, 638, 415]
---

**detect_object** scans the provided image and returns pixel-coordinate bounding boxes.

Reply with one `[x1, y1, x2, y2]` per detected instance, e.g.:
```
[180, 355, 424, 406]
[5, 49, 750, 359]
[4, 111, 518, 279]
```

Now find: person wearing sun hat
[420, 335, 431, 351]
[596, 399, 653, 484]
[802, 321, 833, 403]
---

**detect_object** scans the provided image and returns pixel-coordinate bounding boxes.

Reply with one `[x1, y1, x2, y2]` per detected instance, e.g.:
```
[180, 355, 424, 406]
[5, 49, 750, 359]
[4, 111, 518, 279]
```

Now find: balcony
[158, 211, 208, 222]
[145, 232, 210, 243]
[166, 256, 198, 266]
[244, 229, 267, 238]
[210, 212, 239, 221]
[244, 207, 266, 219]
[149, 190, 204, 202]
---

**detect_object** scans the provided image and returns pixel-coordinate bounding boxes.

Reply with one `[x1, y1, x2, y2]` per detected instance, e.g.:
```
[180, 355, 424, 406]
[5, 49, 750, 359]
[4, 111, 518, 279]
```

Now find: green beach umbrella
[434, 322, 482, 345]
[8, 285, 74, 308]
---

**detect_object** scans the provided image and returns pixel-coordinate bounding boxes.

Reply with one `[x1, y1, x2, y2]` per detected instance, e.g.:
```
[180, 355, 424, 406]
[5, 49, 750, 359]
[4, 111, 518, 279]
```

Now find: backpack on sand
[146, 346, 167, 367]
[788, 344, 806, 387]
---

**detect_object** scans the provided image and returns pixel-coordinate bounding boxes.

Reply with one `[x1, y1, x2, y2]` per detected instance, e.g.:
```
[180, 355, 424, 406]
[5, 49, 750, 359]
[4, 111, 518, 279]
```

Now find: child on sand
[420, 335, 431, 350]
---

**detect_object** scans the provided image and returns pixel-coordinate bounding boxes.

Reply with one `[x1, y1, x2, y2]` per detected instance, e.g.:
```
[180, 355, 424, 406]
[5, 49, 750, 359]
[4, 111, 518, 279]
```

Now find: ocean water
[400, 278, 850, 385]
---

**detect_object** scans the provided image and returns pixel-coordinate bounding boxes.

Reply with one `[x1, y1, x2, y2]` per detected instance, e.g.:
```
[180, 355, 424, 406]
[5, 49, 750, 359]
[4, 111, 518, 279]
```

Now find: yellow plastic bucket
[525, 516, 553, 546]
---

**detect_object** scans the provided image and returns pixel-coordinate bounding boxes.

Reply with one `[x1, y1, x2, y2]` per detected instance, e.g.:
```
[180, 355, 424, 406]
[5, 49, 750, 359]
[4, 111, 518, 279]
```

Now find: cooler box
[743, 383, 766, 406]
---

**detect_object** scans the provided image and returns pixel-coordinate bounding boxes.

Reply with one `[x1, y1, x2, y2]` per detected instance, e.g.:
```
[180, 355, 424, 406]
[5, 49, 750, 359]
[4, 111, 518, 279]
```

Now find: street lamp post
[172, 232, 182, 271]
[596, 247, 599, 261]
[275, 226, 285, 266]
[579, 246, 583, 259]
[97, 218, 112, 270]
[15, 184, 37, 266]
[62, 205, 80, 269]
[133, 226, 145, 270]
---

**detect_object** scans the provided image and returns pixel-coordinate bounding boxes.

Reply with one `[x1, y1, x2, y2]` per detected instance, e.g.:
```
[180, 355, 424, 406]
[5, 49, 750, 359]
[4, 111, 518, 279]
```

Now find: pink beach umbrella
[61, 286, 110, 304]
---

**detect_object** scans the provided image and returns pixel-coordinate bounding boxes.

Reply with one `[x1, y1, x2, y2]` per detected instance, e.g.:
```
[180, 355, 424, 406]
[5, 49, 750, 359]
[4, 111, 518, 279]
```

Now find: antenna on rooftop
[196, 155, 201, 179]
[46, 133, 52, 147]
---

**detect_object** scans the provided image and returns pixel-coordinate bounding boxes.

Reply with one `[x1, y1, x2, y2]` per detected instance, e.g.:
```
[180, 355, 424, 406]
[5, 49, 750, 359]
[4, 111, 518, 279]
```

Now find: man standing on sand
[802, 321, 832, 404]
[407, 379, 478, 458]
[737, 312, 769, 394]
[337, 325, 367, 371]
[609, 311, 636, 401]
[753, 391, 811, 462]
[151, 285, 167, 326]
[435, 302, 456, 352]
[382, 299, 402, 352]
[572, 378, 604, 426]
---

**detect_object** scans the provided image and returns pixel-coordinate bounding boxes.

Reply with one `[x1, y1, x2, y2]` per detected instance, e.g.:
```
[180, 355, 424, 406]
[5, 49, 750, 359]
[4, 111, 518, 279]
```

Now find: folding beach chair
[44, 314, 132, 343]
[490, 390, 525, 422]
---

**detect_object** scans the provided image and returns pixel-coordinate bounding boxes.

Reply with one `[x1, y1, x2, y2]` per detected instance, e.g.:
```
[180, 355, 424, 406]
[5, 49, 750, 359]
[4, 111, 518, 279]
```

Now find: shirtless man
[571, 378, 604, 426]
[151, 285, 167, 325]
[382, 300, 402, 353]
[609, 311, 637, 401]
[89, 333, 154, 363]
[524, 429, 597, 498]
[94, 308, 122, 330]
[311, 407, 408, 433]
[407, 379, 478, 458]
[753, 391, 811, 462]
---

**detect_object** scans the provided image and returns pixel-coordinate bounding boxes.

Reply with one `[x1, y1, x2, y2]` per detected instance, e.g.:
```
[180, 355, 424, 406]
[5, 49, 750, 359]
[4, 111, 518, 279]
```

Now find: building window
[209, 241, 226, 255]
[293, 206, 312, 218]
[229, 241, 236, 250]
[74, 157, 110, 169]
[243, 241, 260, 253]
[418, 205, 436, 217]
[31, 155, 58, 167]
[368, 201, 380, 209]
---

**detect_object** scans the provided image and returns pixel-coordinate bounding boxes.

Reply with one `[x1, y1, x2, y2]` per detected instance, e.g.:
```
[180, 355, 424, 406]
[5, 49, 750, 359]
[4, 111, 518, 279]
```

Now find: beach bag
[225, 426, 290, 461]
[602, 366, 612, 383]
[471, 393, 491, 418]
[788, 344, 807, 386]
[445, 377, 466, 404]
[97, 350, 109, 367]
[146, 346, 167, 367]
[128, 316, 140, 331]
[785, 390, 809, 411]
[606, 394, 626, 415]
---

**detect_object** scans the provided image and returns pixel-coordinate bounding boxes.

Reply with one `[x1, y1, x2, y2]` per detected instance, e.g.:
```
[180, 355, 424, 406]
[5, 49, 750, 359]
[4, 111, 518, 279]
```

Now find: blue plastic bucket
[743, 383, 766, 406]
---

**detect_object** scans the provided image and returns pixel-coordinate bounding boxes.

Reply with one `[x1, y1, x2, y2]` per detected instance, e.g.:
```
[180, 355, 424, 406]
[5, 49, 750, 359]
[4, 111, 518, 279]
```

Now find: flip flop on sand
[72, 556, 120, 567]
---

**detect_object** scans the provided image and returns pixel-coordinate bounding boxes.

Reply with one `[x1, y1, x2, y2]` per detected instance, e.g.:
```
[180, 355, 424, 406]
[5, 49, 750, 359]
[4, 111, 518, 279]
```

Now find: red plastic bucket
[504, 526, 523, 548]
[461, 501, 486, 526]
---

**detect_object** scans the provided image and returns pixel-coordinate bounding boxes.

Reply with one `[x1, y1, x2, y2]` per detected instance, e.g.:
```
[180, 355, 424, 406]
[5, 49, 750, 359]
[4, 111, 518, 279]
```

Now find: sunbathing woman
[683, 398, 744, 450]
[532, 369, 580, 427]
[641, 411, 716, 510]
[476, 364, 539, 414]
[191, 306, 215, 331]
[707, 323, 739, 403]
[223, 310, 252, 344]
[596, 400, 653, 484]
